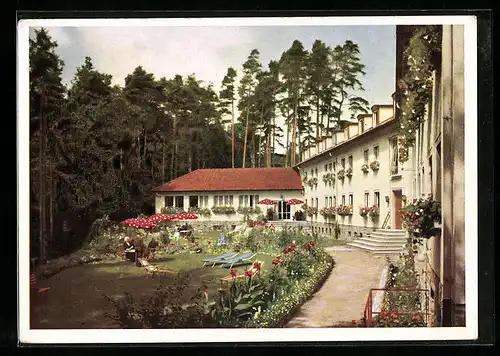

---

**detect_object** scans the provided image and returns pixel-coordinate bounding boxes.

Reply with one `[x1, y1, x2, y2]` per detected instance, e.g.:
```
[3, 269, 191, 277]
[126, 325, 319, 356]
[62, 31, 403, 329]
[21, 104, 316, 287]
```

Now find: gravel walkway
[285, 249, 389, 328]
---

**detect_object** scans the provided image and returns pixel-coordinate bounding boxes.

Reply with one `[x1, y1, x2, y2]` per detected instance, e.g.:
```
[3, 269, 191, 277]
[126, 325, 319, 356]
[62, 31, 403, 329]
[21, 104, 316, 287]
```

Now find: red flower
[381, 312, 388, 319]
[303, 243, 310, 249]
[253, 262, 261, 271]
[352, 320, 357, 325]
[390, 313, 397, 318]
[283, 248, 290, 254]
[310, 241, 316, 247]
[230, 269, 237, 277]
[244, 270, 253, 277]
[272, 259, 280, 265]
[412, 315, 418, 321]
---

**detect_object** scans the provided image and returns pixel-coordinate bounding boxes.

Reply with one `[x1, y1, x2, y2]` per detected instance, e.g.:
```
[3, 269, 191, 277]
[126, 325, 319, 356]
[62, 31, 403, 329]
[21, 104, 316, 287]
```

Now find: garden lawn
[30, 250, 275, 329]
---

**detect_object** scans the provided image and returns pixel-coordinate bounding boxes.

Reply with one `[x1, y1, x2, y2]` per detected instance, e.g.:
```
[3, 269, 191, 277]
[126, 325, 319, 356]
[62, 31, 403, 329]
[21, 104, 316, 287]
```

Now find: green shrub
[211, 206, 236, 215]
[104, 273, 213, 328]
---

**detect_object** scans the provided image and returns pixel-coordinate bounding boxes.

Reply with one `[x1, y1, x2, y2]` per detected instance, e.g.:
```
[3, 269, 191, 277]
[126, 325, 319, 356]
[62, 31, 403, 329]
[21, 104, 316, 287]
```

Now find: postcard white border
[18, 15, 478, 344]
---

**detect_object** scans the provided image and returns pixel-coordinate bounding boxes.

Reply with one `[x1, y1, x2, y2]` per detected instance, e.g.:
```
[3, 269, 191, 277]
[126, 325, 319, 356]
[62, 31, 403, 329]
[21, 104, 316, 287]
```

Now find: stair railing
[381, 211, 390, 229]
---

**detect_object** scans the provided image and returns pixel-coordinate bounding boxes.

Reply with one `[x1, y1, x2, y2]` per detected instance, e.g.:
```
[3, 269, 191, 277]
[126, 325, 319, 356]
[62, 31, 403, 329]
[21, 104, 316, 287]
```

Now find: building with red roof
[152, 167, 304, 221]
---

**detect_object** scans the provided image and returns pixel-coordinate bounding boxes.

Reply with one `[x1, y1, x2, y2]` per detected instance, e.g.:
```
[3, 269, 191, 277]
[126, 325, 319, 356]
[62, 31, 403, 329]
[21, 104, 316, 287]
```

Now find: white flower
[409, 130, 412, 133]
[415, 76, 420, 80]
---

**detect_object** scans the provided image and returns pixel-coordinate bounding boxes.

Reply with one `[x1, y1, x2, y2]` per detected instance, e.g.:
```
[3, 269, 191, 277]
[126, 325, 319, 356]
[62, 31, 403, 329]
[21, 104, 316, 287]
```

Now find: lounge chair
[202, 252, 238, 267]
[219, 260, 264, 287]
[138, 258, 175, 278]
[30, 273, 51, 296]
[217, 252, 256, 269]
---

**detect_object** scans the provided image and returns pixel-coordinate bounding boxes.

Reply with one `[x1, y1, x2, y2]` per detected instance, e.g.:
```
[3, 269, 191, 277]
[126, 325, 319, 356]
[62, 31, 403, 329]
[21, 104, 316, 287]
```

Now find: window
[341, 158, 345, 169]
[390, 138, 399, 174]
[189, 196, 198, 207]
[315, 168, 318, 176]
[329, 197, 333, 207]
[325, 197, 328, 207]
[342, 195, 346, 205]
[333, 196, 337, 206]
[349, 194, 353, 206]
[374, 192, 380, 207]
[165, 196, 174, 207]
[315, 198, 318, 208]
[204, 196, 209, 207]
[310, 198, 314, 206]
[175, 196, 184, 209]
[239, 195, 244, 206]
[374, 146, 379, 160]
[213, 196, 218, 207]
[325, 164, 328, 172]
[363, 149, 369, 163]
[333, 162, 336, 171]
[360, 118, 364, 133]
[255, 195, 259, 205]
[244, 195, 249, 206]
[348, 155, 353, 168]
[249, 195, 254, 207]
[329, 163, 332, 171]
[224, 195, 229, 206]
[311, 169, 313, 177]
[364, 192, 369, 207]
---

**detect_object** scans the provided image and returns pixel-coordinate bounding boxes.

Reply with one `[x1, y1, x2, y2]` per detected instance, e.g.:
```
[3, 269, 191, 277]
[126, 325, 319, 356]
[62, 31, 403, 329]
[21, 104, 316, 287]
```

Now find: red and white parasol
[171, 211, 198, 221]
[286, 198, 304, 205]
[146, 214, 171, 224]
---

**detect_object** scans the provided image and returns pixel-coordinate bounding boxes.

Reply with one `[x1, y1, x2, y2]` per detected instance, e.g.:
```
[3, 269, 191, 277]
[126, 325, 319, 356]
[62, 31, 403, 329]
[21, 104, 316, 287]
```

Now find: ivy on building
[395, 26, 442, 163]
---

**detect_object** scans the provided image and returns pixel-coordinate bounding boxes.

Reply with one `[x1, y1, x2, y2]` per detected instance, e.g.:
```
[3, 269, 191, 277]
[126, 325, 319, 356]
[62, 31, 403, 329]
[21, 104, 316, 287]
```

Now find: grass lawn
[30, 249, 275, 329]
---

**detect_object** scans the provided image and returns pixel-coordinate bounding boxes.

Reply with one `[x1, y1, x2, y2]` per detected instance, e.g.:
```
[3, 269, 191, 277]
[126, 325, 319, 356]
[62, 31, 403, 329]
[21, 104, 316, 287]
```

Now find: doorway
[277, 201, 291, 220]
[392, 189, 403, 229]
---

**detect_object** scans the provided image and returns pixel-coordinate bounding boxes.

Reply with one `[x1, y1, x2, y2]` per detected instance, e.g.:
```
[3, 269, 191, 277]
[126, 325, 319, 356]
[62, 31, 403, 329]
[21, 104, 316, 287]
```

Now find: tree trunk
[266, 130, 271, 168]
[49, 163, 53, 254]
[242, 108, 250, 168]
[285, 112, 290, 167]
[316, 97, 320, 143]
[39, 88, 46, 262]
[272, 115, 275, 167]
[291, 100, 298, 166]
[231, 99, 235, 168]
[162, 136, 165, 182]
[257, 133, 262, 167]
[297, 121, 301, 164]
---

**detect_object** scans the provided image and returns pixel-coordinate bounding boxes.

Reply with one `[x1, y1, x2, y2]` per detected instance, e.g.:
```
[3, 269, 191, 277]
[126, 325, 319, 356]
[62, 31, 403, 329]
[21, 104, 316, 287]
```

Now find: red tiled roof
[152, 168, 303, 192]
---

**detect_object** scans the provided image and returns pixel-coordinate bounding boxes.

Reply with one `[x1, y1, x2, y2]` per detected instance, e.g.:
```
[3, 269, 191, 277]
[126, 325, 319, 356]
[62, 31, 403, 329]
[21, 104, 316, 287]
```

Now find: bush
[104, 273, 213, 328]
[256, 214, 267, 223]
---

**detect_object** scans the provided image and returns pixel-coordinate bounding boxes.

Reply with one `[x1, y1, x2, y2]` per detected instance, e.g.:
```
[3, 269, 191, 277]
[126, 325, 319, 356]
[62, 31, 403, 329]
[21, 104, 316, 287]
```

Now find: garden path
[285, 248, 389, 328]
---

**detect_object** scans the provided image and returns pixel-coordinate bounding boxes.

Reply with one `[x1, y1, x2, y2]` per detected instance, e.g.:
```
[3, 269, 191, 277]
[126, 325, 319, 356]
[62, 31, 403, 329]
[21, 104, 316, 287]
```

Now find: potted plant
[400, 195, 441, 238]
[369, 205, 380, 219]
[361, 164, 369, 173]
[337, 169, 345, 180]
[345, 167, 353, 178]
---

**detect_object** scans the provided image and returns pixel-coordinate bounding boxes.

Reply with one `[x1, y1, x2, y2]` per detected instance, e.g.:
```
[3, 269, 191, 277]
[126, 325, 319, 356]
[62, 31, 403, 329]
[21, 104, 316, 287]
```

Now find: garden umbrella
[257, 198, 278, 218]
[146, 214, 171, 224]
[172, 212, 198, 221]
[123, 218, 157, 230]
[286, 198, 304, 205]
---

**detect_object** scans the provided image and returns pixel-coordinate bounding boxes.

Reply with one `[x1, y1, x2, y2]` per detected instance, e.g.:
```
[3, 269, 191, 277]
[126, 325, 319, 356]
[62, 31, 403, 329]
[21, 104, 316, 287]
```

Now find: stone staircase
[346, 229, 408, 254]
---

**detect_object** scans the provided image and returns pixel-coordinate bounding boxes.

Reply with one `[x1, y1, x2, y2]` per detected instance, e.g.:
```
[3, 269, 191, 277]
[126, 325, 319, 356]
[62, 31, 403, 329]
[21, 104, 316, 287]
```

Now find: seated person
[147, 238, 159, 259]
[123, 236, 136, 262]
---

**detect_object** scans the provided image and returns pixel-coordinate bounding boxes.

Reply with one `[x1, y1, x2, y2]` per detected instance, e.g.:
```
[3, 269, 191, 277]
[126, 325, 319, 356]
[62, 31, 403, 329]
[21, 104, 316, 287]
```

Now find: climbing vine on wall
[396, 25, 442, 163]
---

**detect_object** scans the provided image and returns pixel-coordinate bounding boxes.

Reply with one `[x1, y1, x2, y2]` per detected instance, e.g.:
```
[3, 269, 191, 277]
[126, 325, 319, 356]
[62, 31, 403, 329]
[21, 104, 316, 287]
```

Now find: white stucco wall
[297, 119, 414, 231]
[154, 189, 304, 222]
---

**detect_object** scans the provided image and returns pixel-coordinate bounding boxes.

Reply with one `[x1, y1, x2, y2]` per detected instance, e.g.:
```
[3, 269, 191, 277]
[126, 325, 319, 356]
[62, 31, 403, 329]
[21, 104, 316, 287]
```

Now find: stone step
[346, 241, 404, 253]
[365, 236, 407, 244]
[366, 233, 407, 241]
[374, 229, 407, 236]
[357, 237, 406, 247]
[348, 240, 405, 250]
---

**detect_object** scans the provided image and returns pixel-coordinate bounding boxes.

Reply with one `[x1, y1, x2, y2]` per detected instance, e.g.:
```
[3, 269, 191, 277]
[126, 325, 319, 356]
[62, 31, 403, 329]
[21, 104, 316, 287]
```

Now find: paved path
[285, 249, 389, 328]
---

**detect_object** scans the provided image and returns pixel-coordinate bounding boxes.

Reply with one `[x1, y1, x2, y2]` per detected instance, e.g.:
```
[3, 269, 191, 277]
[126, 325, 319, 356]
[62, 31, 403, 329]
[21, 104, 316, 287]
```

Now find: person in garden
[146, 238, 159, 260]
[123, 236, 135, 262]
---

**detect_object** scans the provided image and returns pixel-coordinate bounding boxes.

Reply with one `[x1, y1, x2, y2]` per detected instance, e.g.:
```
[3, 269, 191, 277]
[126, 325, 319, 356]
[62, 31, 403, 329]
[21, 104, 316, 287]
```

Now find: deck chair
[30, 273, 51, 296]
[138, 258, 175, 278]
[202, 252, 238, 267]
[219, 260, 264, 287]
[217, 252, 256, 269]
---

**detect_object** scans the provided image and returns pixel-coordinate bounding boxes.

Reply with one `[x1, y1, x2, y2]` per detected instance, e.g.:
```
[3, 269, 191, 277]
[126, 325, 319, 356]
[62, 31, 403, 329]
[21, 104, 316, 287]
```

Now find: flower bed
[245, 247, 334, 328]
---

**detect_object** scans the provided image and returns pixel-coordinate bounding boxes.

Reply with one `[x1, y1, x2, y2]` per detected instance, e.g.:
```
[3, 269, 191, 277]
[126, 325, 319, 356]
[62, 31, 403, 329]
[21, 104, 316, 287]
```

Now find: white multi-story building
[296, 104, 413, 239]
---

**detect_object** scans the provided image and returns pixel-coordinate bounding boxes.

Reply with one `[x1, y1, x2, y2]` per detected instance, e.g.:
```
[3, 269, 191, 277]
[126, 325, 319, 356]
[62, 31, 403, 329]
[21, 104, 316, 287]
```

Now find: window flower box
[237, 206, 262, 215]
[188, 206, 211, 217]
[307, 177, 318, 188]
[368, 205, 380, 219]
[361, 164, 369, 173]
[320, 207, 337, 218]
[336, 205, 353, 216]
[370, 160, 380, 171]
[211, 206, 236, 215]
[161, 206, 183, 215]
[345, 167, 353, 178]
[359, 206, 371, 217]
[322, 172, 335, 184]
[337, 169, 345, 180]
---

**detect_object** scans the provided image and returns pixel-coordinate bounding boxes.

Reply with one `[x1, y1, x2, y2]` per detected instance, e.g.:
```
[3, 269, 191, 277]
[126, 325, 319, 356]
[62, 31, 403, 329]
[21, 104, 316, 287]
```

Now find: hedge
[244, 249, 335, 328]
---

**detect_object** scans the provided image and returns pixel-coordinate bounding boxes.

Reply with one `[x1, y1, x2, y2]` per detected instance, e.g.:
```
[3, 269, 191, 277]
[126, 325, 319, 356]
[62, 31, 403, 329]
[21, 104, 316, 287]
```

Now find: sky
[30, 23, 396, 152]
